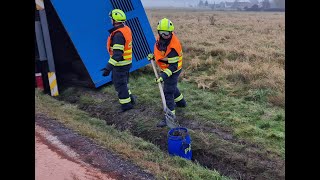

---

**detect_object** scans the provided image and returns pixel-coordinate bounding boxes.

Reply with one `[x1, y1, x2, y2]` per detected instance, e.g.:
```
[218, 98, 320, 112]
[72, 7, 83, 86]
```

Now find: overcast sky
[141, 0, 239, 7]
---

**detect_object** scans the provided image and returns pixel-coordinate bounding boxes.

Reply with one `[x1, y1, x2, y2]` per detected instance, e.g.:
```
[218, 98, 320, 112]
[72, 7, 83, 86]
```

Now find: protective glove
[101, 68, 111, 77]
[147, 53, 154, 61]
[155, 77, 163, 83]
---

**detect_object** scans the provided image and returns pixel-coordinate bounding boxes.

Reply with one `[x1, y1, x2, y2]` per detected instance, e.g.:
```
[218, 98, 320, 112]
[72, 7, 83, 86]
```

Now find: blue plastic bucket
[168, 127, 192, 160]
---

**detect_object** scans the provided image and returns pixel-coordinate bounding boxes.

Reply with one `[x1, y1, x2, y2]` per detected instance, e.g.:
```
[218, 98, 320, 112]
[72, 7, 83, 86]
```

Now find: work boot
[156, 119, 167, 128]
[176, 99, 187, 107]
[118, 103, 133, 113]
[130, 94, 137, 105]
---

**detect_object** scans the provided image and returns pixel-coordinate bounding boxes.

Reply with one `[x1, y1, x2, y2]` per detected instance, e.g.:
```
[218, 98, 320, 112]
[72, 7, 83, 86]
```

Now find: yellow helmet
[157, 18, 174, 32]
[109, 9, 126, 22]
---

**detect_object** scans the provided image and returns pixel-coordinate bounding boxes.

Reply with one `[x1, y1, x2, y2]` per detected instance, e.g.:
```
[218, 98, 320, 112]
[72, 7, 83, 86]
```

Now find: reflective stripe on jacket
[154, 32, 183, 71]
[107, 25, 132, 66]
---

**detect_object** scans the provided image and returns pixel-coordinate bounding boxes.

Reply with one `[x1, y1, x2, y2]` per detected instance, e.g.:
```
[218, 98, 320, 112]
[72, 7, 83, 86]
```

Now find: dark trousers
[163, 69, 186, 111]
[112, 65, 132, 110]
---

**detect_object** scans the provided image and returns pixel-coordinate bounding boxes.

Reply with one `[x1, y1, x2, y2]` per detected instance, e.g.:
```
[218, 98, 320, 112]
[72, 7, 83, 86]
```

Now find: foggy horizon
[141, 0, 283, 8]
[141, 0, 231, 7]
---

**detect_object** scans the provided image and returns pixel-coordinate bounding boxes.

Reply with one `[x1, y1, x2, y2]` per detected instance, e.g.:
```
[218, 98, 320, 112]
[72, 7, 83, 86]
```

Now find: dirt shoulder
[35, 113, 155, 180]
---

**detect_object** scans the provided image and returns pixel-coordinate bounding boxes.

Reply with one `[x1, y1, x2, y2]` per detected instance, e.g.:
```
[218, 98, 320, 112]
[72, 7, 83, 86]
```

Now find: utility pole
[35, 0, 59, 96]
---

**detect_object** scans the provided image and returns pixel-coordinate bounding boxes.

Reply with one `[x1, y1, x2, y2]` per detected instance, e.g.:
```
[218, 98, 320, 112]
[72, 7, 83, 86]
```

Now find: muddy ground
[55, 87, 285, 180]
[35, 113, 155, 180]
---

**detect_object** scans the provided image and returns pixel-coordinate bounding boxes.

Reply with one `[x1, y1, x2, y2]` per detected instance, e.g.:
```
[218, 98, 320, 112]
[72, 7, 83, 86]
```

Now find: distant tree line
[197, 0, 284, 11]
[273, 0, 285, 8]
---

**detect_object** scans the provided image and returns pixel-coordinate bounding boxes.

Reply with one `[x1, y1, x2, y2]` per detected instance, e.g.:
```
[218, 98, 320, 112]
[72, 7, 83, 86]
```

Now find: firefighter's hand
[155, 77, 163, 83]
[101, 68, 111, 77]
[147, 53, 154, 61]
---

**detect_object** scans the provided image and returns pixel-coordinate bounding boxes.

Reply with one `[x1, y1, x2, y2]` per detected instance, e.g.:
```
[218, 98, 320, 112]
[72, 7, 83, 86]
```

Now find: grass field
[144, 9, 285, 156]
[146, 9, 285, 107]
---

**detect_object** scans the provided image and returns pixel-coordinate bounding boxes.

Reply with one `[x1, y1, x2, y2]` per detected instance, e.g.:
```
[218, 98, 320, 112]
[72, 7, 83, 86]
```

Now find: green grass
[38, 66, 284, 179]
[124, 69, 285, 157]
[36, 89, 229, 180]
[52, 65, 284, 179]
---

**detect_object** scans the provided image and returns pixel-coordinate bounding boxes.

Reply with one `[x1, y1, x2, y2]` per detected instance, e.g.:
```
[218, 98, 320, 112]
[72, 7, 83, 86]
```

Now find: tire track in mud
[57, 87, 285, 180]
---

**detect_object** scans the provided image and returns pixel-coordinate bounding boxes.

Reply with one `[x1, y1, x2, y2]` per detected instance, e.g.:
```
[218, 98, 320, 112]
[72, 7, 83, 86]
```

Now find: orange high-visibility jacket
[154, 32, 183, 71]
[107, 25, 132, 65]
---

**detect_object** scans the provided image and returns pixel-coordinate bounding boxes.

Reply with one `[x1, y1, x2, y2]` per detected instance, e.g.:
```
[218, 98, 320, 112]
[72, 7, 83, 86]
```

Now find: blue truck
[35, 0, 155, 91]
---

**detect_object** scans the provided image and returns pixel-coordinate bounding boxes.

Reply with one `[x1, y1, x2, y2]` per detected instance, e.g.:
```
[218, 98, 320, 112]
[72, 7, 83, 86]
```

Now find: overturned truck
[35, 0, 155, 95]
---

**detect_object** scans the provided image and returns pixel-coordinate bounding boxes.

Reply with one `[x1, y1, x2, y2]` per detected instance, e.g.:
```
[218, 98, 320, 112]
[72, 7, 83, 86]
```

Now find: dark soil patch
[35, 113, 155, 180]
[170, 129, 188, 137]
[57, 87, 285, 180]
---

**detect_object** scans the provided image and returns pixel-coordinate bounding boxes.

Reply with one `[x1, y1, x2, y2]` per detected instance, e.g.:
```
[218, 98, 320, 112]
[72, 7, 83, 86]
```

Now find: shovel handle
[150, 60, 167, 112]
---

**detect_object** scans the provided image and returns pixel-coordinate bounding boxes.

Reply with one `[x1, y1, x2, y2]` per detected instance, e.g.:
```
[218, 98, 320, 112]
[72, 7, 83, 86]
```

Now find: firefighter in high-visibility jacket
[101, 9, 136, 112]
[148, 18, 187, 127]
